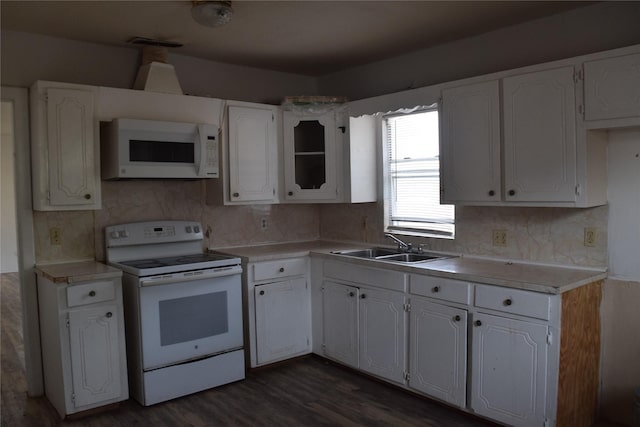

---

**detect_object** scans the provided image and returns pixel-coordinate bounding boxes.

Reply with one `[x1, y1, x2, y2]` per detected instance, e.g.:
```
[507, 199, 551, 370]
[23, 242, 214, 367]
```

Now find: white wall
[0, 30, 318, 104]
[319, 2, 640, 100]
[1, 100, 18, 273]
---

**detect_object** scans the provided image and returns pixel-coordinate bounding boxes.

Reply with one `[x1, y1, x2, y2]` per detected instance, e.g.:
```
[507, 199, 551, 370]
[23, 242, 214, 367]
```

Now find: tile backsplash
[33, 179, 608, 269]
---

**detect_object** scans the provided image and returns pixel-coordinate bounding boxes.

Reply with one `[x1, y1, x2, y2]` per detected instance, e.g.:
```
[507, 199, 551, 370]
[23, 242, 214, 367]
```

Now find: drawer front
[410, 274, 471, 305]
[323, 260, 406, 292]
[252, 257, 308, 282]
[67, 279, 117, 307]
[474, 284, 551, 320]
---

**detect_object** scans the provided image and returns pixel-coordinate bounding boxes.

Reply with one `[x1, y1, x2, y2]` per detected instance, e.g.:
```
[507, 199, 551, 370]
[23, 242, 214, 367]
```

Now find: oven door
[138, 269, 242, 370]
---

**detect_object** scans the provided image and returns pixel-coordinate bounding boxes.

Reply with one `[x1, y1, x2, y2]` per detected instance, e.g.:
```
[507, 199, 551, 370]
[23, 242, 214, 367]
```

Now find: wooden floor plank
[2, 272, 497, 427]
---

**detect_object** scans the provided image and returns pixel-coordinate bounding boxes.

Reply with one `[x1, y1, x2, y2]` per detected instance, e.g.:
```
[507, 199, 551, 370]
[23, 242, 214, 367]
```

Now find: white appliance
[101, 118, 219, 179]
[105, 220, 244, 406]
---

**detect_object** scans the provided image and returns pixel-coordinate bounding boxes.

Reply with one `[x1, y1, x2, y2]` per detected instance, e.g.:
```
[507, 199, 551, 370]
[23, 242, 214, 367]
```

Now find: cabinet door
[409, 298, 467, 408]
[228, 105, 277, 202]
[322, 281, 359, 367]
[441, 80, 501, 203]
[254, 277, 310, 365]
[470, 312, 549, 427]
[584, 53, 640, 121]
[46, 88, 99, 207]
[503, 67, 577, 202]
[283, 111, 338, 201]
[68, 304, 122, 408]
[358, 286, 407, 384]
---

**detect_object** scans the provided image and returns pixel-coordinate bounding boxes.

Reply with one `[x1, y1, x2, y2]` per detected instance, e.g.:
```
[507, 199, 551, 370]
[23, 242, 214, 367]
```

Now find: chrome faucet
[384, 233, 412, 252]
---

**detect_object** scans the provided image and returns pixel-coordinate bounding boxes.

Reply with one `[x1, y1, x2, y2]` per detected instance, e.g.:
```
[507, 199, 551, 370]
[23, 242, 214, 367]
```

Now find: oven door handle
[139, 265, 242, 286]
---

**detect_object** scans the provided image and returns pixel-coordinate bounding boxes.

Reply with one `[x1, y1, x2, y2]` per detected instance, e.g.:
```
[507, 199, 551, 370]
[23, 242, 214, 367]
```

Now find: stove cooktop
[115, 252, 240, 276]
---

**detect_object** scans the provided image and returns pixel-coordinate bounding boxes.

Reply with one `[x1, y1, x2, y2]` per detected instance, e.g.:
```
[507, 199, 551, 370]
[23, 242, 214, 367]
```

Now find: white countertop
[214, 240, 607, 295]
[35, 261, 122, 284]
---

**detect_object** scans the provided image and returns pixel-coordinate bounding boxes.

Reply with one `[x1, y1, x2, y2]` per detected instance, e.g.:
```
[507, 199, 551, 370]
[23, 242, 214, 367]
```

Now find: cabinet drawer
[323, 261, 406, 292]
[410, 275, 471, 305]
[474, 284, 550, 320]
[67, 279, 117, 307]
[252, 258, 308, 282]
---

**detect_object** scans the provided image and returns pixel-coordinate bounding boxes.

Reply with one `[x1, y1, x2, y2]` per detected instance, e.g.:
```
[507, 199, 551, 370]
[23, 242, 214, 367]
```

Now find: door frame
[1, 86, 43, 395]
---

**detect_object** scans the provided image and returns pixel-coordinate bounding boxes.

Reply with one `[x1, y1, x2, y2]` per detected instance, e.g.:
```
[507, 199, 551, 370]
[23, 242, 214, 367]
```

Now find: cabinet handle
[84, 194, 91, 200]
[503, 298, 513, 306]
[508, 189, 516, 196]
[488, 190, 495, 196]
[360, 294, 366, 299]
[288, 191, 293, 196]
[279, 267, 285, 273]
[106, 312, 113, 318]
[338, 126, 346, 133]
[349, 291, 355, 297]
[454, 315, 461, 322]
[474, 320, 482, 327]
[89, 291, 96, 297]
[232, 192, 239, 198]
[259, 290, 265, 296]
[432, 286, 440, 293]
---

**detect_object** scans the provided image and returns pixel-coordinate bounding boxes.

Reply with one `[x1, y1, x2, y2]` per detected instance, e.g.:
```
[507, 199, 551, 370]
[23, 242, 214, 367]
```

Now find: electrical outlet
[492, 230, 507, 247]
[584, 228, 597, 247]
[50, 227, 62, 245]
[261, 217, 268, 232]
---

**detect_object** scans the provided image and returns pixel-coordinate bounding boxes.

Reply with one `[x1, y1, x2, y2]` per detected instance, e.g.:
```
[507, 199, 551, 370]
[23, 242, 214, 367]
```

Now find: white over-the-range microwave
[101, 118, 219, 179]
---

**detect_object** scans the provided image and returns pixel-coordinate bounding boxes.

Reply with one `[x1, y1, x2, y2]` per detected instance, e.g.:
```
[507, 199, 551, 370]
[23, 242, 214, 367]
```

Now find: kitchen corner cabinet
[211, 101, 279, 204]
[30, 81, 101, 210]
[246, 257, 311, 367]
[35, 262, 127, 418]
[282, 109, 342, 202]
[583, 52, 640, 122]
[441, 66, 605, 207]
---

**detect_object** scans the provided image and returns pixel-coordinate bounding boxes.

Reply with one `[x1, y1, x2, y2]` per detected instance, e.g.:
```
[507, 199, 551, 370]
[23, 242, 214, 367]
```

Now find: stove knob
[110, 231, 119, 239]
[194, 225, 200, 233]
[186, 226, 193, 233]
[118, 230, 129, 238]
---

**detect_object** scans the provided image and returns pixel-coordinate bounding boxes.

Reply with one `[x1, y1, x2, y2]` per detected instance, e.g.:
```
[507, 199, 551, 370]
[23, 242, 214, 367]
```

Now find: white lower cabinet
[246, 257, 311, 367]
[408, 297, 467, 408]
[470, 312, 549, 427]
[322, 280, 359, 367]
[35, 263, 127, 418]
[254, 277, 310, 365]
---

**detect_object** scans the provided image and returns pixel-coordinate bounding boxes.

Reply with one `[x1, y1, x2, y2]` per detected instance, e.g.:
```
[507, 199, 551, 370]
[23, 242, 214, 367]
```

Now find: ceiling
[1, 1, 592, 76]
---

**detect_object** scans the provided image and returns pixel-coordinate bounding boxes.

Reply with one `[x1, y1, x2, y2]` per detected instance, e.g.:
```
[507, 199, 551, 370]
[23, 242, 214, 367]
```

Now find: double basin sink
[331, 247, 448, 264]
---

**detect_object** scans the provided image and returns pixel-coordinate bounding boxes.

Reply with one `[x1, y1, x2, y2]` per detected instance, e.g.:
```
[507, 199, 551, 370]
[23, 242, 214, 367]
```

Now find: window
[384, 108, 455, 238]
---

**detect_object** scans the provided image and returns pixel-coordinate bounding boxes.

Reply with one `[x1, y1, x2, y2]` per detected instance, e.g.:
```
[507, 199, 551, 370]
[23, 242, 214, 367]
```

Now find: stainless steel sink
[331, 247, 401, 259]
[331, 247, 447, 263]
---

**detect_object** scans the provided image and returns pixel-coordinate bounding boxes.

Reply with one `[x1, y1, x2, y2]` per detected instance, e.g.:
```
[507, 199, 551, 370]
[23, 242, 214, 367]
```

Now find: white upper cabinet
[441, 80, 501, 203]
[31, 82, 101, 210]
[226, 102, 278, 203]
[283, 110, 341, 202]
[583, 52, 640, 121]
[503, 66, 577, 203]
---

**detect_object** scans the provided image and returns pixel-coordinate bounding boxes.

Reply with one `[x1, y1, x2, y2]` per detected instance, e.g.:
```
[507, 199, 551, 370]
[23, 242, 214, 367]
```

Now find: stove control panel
[105, 220, 204, 248]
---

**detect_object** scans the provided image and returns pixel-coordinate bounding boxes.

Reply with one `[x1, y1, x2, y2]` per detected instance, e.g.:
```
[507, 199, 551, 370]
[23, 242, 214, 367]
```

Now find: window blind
[385, 109, 454, 238]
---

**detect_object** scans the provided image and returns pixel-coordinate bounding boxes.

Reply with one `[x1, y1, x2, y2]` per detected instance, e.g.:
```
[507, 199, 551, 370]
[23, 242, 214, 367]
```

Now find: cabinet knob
[360, 294, 366, 299]
[454, 315, 461, 322]
[488, 190, 495, 196]
[432, 286, 440, 293]
[84, 194, 91, 200]
[508, 189, 516, 196]
[232, 192, 239, 198]
[89, 291, 96, 297]
[279, 267, 285, 273]
[349, 291, 355, 297]
[338, 126, 346, 134]
[474, 320, 482, 327]
[503, 298, 513, 306]
[259, 290, 265, 296]
[288, 191, 293, 196]
[106, 312, 113, 318]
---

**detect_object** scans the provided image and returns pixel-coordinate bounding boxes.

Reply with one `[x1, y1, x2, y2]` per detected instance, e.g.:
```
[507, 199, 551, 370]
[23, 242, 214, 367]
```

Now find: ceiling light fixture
[191, 1, 233, 28]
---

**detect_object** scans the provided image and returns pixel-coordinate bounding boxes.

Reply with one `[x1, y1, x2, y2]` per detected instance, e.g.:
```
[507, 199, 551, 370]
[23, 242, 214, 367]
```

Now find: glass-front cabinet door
[283, 110, 339, 201]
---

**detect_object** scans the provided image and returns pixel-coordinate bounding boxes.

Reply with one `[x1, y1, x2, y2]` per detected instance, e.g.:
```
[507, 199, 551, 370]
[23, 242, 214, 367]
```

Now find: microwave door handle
[197, 124, 207, 177]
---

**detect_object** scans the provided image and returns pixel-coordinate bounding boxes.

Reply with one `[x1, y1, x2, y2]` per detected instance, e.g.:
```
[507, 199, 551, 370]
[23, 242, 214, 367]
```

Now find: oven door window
[139, 274, 242, 370]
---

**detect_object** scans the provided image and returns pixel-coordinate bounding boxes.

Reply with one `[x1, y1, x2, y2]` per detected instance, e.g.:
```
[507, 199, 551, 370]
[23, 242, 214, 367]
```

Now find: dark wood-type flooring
[1, 271, 498, 426]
